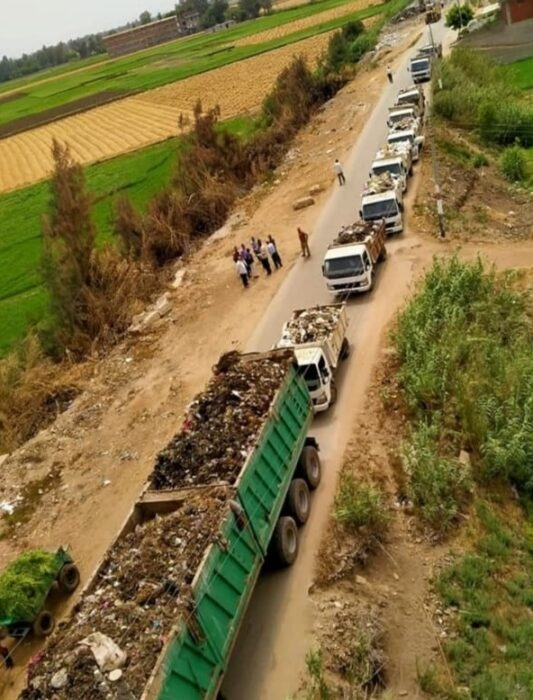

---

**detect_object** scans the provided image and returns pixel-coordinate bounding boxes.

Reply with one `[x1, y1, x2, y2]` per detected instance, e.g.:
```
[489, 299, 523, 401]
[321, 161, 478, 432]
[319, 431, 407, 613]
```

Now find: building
[175, 9, 201, 35]
[502, 0, 533, 23]
[103, 16, 182, 58]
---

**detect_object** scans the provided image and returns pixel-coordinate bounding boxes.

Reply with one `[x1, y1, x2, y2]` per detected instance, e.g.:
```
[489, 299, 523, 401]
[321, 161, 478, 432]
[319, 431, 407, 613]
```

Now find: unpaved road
[222, 17, 452, 700]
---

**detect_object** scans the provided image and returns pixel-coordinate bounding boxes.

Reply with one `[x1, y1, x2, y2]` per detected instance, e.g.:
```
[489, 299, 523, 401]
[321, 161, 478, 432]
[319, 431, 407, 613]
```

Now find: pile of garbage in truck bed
[279, 305, 343, 345]
[21, 488, 230, 699]
[390, 116, 416, 131]
[364, 172, 397, 194]
[334, 221, 381, 246]
[151, 350, 292, 490]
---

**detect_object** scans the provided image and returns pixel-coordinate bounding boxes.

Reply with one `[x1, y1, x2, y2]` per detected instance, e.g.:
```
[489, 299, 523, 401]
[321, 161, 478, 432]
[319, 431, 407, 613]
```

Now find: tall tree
[41, 140, 97, 354]
[139, 10, 153, 24]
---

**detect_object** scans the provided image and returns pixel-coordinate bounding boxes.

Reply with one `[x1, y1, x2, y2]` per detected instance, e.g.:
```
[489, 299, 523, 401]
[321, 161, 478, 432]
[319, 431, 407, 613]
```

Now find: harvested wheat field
[0, 33, 332, 193]
[234, 0, 379, 46]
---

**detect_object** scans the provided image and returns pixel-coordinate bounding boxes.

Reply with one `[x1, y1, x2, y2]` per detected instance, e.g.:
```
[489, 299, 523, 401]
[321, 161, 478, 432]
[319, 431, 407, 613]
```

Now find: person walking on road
[387, 66, 393, 84]
[235, 258, 249, 288]
[334, 159, 346, 186]
[256, 239, 272, 275]
[266, 238, 282, 269]
[244, 247, 257, 278]
[297, 227, 311, 257]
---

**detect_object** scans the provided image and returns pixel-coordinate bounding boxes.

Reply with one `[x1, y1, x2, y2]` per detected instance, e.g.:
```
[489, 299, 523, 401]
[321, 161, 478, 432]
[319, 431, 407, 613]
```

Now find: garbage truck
[20, 350, 321, 700]
[322, 220, 387, 295]
[387, 128, 425, 162]
[396, 85, 426, 115]
[371, 151, 410, 192]
[277, 304, 349, 411]
[360, 173, 404, 234]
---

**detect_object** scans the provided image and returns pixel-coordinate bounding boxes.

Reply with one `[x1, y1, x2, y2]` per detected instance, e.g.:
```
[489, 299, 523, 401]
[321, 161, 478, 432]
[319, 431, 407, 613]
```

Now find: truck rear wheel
[298, 446, 321, 490]
[340, 338, 350, 360]
[58, 563, 80, 593]
[330, 382, 338, 406]
[33, 610, 55, 637]
[286, 479, 310, 525]
[273, 517, 298, 566]
[380, 246, 387, 262]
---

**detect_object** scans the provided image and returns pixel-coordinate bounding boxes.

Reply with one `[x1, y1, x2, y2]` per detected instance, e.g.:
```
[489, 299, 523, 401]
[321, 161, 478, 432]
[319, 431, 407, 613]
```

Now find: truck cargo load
[370, 155, 409, 192]
[21, 351, 320, 700]
[322, 220, 387, 295]
[387, 106, 421, 130]
[277, 305, 349, 411]
[387, 128, 424, 162]
[396, 85, 426, 114]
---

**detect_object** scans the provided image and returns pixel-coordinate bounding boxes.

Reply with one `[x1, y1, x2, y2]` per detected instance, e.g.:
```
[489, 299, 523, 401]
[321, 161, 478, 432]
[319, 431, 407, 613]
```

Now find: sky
[1, 0, 173, 59]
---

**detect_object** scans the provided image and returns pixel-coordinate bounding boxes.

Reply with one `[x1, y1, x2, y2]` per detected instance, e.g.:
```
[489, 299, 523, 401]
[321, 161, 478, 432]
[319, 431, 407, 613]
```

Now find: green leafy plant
[0, 550, 59, 622]
[334, 474, 390, 532]
[499, 144, 527, 182]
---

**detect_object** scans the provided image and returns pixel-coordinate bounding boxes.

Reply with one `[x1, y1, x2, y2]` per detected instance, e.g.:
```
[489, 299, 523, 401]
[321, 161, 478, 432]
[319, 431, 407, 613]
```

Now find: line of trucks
[3, 42, 438, 700]
[322, 81, 428, 296]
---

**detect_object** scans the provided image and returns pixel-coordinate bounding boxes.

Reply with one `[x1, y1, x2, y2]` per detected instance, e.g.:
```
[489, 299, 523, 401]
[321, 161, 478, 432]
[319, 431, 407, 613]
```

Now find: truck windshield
[362, 199, 398, 219]
[411, 59, 429, 72]
[389, 112, 412, 125]
[298, 364, 320, 391]
[323, 254, 364, 279]
[388, 133, 414, 146]
[373, 162, 402, 177]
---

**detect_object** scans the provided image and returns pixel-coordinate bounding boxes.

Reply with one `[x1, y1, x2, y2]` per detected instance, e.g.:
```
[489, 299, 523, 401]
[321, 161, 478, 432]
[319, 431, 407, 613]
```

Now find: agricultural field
[0, 139, 179, 355]
[0, 0, 384, 136]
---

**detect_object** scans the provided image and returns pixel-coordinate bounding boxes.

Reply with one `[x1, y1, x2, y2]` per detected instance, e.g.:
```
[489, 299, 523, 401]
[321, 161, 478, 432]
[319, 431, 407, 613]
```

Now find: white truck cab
[293, 347, 335, 411]
[323, 243, 375, 294]
[387, 128, 425, 161]
[396, 86, 426, 115]
[388, 106, 421, 130]
[360, 190, 403, 234]
[409, 54, 432, 83]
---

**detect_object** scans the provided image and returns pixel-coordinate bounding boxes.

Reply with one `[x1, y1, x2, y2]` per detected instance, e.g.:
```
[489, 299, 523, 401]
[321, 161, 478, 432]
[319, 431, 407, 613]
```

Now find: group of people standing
[233, 235, 283, 288]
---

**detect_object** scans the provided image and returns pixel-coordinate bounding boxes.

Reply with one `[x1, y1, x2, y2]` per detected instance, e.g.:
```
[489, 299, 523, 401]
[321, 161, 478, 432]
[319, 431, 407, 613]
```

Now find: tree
[139, 10, 152, 24]
[237, 0, 261, 19]
[445, 3, 474, 29]
[41, 140, 97, 354]
[200, 0, 229, 28]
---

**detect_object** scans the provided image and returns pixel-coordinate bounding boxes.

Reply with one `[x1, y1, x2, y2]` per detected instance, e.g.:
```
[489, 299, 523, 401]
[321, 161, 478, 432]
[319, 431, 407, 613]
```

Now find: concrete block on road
[292, 196, 315, 211]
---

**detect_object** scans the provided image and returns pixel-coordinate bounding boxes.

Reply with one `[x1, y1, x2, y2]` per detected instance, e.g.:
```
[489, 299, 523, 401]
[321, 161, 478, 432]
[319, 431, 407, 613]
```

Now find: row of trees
[0, 34, 105, 82]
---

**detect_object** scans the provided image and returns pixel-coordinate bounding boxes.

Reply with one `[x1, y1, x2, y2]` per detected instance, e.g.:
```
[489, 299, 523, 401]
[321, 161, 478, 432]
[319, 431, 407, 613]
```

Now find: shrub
[334, 473, 389, 532]
[472, 152, 489, 168]
[402, 424, 472, 530]
[499, 144, 527, 182]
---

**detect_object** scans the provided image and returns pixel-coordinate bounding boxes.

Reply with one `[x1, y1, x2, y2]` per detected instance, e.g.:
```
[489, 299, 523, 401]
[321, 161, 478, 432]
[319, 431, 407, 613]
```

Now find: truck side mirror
[359, 210, 363, 218]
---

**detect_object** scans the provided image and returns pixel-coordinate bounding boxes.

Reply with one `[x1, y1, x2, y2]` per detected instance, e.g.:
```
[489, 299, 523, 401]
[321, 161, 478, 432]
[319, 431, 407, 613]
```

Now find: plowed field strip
[0, 34, 331, 193]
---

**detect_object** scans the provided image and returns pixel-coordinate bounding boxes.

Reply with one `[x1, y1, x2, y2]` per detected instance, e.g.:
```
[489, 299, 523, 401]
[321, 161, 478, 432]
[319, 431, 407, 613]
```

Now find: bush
[445, 3, 474, 29]
[334, 473, 389, 532]
[472, 152, 489, 168]
[499, 144, 527, 181]
[402, 424, 472, 530]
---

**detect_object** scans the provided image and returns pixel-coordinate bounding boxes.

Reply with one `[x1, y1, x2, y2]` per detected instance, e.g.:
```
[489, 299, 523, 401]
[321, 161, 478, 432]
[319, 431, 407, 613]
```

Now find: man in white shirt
[334, 159, 346, 186]
[235, 258, 249, 288]
[266, 238, 282, 269]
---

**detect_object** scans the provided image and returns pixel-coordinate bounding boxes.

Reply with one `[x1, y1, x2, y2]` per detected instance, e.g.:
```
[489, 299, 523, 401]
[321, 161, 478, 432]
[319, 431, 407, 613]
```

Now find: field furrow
[0, 33, 332, 193]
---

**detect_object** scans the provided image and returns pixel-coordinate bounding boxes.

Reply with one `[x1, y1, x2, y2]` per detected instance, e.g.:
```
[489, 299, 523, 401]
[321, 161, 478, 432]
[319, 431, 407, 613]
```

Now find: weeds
[334, 473, 389, 533]
[500, 144, 527, 182]
[428, 501, 533, 698]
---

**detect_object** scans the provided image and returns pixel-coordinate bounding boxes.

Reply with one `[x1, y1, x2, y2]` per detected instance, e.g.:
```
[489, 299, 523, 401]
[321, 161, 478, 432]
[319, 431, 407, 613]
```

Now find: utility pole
[428, 18, 446, 238]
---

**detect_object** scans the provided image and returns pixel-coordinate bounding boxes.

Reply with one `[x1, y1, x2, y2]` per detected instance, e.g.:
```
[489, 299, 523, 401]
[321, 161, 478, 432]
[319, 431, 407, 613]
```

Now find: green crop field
[502, 56, 533, 92]
[0, 0, 386, 132]
[0, 116, 260, 356]
[0, 139, 179, 355]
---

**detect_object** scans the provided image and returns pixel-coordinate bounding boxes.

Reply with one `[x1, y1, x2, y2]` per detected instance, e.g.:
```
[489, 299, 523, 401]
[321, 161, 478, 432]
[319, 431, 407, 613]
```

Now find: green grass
[501, 56, 533, 92]
[0, 138, 179, 355]
[0, 115, 258, 355]
[427, 501, 533, 699]
[0, 0, 387, 130]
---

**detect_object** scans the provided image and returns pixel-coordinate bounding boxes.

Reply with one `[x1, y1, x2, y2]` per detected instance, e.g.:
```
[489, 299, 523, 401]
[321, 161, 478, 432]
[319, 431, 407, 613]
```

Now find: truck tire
[330, 381, 338, 406]
[340, 338, 350, 360]
[286, 479, 311, 525]
[298, 445, 321, 490]
[58, 563, 80, 593]
[380, 246, 387, 262]
[33, 610, 55, 637]
[272, 517, 299, 566]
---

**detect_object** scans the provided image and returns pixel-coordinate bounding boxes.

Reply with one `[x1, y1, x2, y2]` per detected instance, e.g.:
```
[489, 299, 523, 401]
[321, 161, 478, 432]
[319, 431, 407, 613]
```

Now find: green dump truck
[21, 350, 320, 700]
